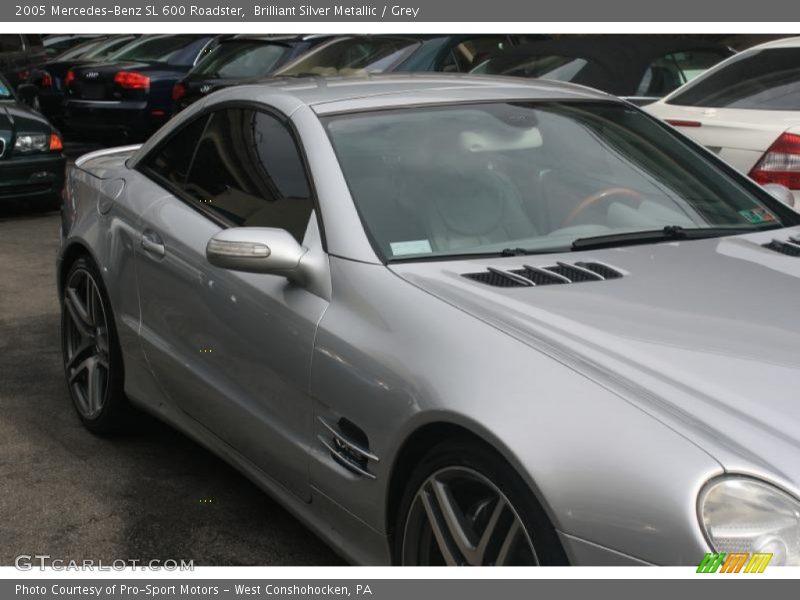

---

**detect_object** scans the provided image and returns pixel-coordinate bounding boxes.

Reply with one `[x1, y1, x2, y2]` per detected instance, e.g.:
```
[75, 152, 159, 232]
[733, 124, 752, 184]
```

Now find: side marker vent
[317, 417, 378, 480]
[764, 236, 800, 257]
[463, 261, 623, 288]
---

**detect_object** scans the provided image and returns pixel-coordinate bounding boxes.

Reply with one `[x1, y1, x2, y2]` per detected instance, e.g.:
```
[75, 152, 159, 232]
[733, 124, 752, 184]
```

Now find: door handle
[141, 230, 165, 258]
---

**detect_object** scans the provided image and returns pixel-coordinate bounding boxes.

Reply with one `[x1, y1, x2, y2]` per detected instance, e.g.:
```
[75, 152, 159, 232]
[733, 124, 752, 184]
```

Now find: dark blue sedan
[63, 34, 217, 142]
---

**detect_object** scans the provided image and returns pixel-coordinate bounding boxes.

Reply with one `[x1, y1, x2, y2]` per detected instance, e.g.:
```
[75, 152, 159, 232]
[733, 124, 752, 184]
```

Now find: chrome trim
[523, 264, 572, 284]
[317, 435, 377, 480]
[317, 416, 380, 463]
[580, 260, 626, 277]
[487, 267, 534, 287]
[560, 261, 605, 281]
[771, 238, 800, 252]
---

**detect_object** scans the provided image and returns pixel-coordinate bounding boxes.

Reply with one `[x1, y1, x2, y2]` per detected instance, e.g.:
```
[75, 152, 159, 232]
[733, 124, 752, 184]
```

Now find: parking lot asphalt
[0, 144, 343, 566]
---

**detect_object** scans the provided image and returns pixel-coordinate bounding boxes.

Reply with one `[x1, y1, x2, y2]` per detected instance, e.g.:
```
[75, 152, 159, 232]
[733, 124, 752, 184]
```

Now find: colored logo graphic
[697, 553, 772, 573]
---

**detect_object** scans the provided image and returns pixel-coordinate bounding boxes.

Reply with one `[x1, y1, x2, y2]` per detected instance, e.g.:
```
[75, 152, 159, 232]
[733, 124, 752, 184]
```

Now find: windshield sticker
[739, 207, 777, 224]
[390, 239, 433, 256]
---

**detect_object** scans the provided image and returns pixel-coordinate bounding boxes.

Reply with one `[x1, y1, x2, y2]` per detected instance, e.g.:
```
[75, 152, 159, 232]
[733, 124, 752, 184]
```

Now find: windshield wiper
[571, 225, 777, 251]
[388, 246, 567, 263]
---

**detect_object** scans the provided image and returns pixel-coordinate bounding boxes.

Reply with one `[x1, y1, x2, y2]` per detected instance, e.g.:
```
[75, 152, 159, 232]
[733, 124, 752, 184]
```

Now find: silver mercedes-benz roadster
[58, 74, 800, 566]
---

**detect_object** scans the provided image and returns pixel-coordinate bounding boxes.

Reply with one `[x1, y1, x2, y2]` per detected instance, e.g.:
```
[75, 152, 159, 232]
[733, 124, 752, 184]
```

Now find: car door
[133, 106, 328, 501]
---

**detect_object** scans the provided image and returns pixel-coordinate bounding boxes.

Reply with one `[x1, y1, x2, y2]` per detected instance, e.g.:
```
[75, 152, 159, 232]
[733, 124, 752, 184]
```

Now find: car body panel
[173, 35, 338, 112]
[646, 104, 800, 204]
[0, 84, 65, 204]
[645, 37, 800, 203]
[59, 75, 800, 566]
[473, 35, 734, 103]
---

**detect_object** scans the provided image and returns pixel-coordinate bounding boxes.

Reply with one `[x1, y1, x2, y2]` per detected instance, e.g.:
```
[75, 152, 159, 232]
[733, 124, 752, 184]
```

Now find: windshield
[53, 38, 104, 61]
[473, 54, 594, 82]
[108, 35, 198, 64]
[323, 101, 792, 261]
[193, 41, 292, 78]
[667, 48, 800, 110]
[80, 36, 138, 61]
[276, 37, 419, 76]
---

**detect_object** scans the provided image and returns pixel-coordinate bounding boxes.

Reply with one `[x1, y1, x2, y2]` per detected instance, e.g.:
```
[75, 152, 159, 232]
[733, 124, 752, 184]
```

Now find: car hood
[0, 101, 52, 133]
[390, 228, 800, 487]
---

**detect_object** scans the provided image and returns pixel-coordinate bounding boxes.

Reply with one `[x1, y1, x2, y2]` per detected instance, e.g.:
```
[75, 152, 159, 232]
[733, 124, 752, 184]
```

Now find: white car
[646, 36, 800, 205]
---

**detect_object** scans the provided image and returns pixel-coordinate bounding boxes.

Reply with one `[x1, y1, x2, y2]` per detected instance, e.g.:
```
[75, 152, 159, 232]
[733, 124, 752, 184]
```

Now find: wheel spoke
[430, 479, 481, 564]
[475, 497, 508, 564]
[419, 487, 462, 566]
[85, 275, 93, 320]
[494, 519, 522, 566]
[86, 358, 103, 415]
[65, 287, 93, 336]
[67, 340, 95, 371]
[95, 327, 109, 354]
[69, 355, 94, 384]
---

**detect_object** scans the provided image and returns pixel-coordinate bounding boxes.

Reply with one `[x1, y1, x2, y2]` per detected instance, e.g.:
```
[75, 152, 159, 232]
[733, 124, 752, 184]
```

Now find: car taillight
[49, 133, 64, 152]
[172, 82, 186, 101]
[17, 69, 29, 81]
[749, 132, 800, 190]
[40, 71, 53, 88]
[114, 71, 150, 90]
[665, 119, 702, 128]
[65, 69, 75, 87]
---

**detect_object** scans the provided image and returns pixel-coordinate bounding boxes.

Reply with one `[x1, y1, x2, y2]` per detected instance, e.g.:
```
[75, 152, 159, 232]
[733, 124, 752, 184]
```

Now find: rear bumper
[37, 91, 67, 122]
[0, 153, 66, 201]
[63, 99, 169, 141]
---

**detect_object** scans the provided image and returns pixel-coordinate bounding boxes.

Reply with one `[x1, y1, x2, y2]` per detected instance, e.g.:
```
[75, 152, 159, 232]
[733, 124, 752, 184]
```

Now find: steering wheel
[562, 187, 644, 228]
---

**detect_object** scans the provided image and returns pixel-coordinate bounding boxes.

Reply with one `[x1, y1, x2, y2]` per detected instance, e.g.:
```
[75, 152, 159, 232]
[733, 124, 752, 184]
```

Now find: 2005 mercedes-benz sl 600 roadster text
[58, 74, 800, 566]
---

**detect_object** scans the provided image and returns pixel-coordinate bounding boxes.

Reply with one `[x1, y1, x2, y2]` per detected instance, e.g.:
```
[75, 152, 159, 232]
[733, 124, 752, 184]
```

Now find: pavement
[0, 146, 342, 567]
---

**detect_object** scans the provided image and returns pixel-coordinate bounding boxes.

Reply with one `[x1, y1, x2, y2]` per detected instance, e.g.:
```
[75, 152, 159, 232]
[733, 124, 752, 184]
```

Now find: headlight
[700, 477, 800, 565]
[14, 133, 48, 153]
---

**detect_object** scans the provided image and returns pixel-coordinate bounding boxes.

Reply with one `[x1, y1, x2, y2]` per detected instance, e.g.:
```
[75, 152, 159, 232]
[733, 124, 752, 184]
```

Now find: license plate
[81, 83, 106, 100]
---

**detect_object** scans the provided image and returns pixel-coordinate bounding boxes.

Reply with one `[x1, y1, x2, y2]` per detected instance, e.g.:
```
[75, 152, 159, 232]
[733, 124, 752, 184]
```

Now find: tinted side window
[143, 115, 209, 187]
[636, 50, 729, 97]
[668, 48, 800, 110]
[184, 108, 313, 241]
[440, 37, 511, 72]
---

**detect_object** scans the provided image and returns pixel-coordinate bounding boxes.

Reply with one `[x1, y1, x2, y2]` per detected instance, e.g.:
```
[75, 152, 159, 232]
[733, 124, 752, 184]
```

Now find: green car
[0, 74, 65, 211]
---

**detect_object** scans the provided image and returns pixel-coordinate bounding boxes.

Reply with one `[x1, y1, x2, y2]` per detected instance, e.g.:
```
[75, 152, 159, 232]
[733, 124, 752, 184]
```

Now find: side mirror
[206, 227, 307, 278]
[762, 183, 796, 208]
[16, 83, 38, 107]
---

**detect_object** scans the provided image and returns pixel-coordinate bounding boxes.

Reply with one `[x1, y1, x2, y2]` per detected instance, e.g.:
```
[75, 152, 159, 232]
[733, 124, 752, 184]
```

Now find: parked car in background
[0, 74, 65, 211]
[60, 75, 800, 567]
[646, 37, 800, 205]
[63, 34, 218, 142]
[42, 35, 102, 58]
[0, 34, 46, 89]
[472, 35, 734, 105]
[172, 34, 336, 112]
[274, 34, 532, 77]
[24, 35, 140, 129]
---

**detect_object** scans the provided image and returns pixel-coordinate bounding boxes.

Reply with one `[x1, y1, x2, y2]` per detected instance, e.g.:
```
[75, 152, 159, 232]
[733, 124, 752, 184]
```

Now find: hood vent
[764, 236, 800, 257]
[463, 261, 623, 288]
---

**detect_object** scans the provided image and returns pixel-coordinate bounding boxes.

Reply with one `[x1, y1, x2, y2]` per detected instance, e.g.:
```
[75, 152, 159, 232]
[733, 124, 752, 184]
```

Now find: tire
[60, 256, 133, 434]
[395, 438, 568, 566]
